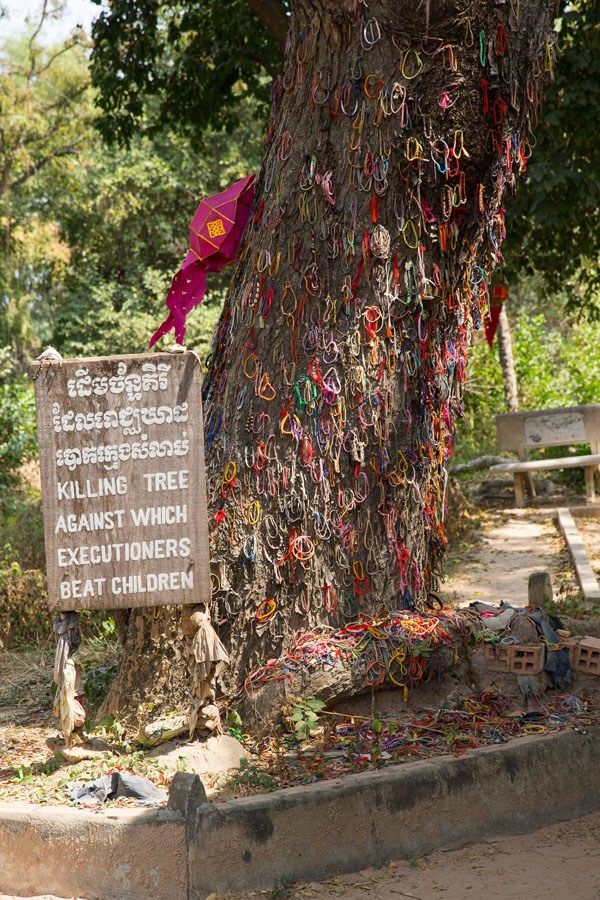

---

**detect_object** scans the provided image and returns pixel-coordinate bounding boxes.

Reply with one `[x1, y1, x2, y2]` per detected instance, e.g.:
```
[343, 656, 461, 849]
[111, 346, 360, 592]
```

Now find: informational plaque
[34, 351, 210, 611]
[524, 411, 586, 448]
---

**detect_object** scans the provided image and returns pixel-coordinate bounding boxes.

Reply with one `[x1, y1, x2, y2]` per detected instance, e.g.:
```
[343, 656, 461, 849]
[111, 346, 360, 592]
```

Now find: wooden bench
[491, 405, 600, 507]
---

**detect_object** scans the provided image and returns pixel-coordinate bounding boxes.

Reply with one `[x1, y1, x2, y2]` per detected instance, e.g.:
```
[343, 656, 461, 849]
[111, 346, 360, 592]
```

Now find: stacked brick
[484, 643, 544, 675]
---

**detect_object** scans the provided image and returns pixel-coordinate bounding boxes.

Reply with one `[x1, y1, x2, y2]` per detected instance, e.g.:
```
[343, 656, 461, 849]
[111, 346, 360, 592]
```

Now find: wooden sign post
[34, 349, 214, 745]
[34, 350, 210, 612]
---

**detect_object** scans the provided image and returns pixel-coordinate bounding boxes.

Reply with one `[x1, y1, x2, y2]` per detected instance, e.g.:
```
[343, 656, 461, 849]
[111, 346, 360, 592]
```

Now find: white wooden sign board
[34, 351, 211, 611]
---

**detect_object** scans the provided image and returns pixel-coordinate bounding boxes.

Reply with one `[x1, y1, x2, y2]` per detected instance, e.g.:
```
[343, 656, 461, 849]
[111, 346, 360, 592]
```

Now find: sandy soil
[0, 502, 594, 808]
[442, 507, 580, 608]
[233, 811, 600, 900]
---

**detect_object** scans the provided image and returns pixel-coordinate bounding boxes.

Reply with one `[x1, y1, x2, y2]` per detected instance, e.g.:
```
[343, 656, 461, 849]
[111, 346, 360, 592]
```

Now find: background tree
[0, 12, 263, 581]
[0, 4, 90, 365]
[89, 0, 284, 146]
[89, 0, 561, 719]
[504, 0, 600, 315]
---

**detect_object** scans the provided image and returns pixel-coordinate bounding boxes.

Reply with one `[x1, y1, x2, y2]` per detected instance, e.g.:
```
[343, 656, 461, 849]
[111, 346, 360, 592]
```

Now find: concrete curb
[557, 507, 600, 603]
[1, 726, 599, 899]
[0, 805, 187, 900]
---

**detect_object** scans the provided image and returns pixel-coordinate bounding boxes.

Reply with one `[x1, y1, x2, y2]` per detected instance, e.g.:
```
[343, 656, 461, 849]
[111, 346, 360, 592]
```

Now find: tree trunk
[106, 0, 559, 721]
[497, 304, 519, 411]
[99, 606, 187, 724]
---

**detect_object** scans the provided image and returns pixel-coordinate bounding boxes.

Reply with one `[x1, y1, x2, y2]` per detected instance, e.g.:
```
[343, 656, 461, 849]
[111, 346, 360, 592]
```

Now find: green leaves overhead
[0, 12, 264, 368]
[89, 0, 283, 147]
[504, 0, 600, 313]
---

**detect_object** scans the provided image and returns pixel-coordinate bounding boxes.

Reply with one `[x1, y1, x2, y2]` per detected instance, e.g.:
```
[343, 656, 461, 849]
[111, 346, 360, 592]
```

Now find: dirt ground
[1, 493, 598, 807]
[581, 517, 600, 580]
[1, 488, 600, 897]
[442, 505, 581, 608]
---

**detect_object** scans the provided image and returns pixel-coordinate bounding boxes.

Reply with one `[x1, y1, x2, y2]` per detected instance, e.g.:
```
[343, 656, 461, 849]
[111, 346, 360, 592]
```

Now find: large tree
[92, 0, 560, 721]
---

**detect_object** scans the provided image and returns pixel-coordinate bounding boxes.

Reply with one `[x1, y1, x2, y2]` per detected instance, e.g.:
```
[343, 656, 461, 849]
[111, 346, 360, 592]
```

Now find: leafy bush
[0, 544, 118, 649]
[290, 697, 325, 740]
[0, 487, 45, 571]
[456, 313, 600, 463]
[0, 559, 50, 648]
[0, 376, 37, 492]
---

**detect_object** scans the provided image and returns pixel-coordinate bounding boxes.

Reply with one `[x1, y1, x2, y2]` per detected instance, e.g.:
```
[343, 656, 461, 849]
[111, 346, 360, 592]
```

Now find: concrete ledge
[557, 507, 600, 603]
[190, 725, 600, 896]
[1, 726, 600, 899]
[0, 804, 187, 900]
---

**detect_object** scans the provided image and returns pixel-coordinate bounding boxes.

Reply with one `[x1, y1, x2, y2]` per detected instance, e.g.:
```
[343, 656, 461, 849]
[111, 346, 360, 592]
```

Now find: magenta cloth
[149, 174, 255, 348]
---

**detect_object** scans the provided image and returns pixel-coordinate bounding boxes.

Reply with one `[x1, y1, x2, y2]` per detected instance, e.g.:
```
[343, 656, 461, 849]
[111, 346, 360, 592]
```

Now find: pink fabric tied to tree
[149, 174, 256, 348]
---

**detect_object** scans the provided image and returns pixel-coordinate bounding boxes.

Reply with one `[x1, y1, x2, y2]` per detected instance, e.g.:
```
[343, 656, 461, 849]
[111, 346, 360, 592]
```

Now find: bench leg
[584, 467, 597, 503]
[514, 473, 525, 508]
[525, 472, 536, 499]
[517, 452, 536, 499]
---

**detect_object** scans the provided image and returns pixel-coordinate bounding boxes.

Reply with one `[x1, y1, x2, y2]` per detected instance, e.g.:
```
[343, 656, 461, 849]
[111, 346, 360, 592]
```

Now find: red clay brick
[508, 644, 544, 675]
[484, 643, 511, 673]
[574, 637, 600, 676]
[561, 638, 580, 666]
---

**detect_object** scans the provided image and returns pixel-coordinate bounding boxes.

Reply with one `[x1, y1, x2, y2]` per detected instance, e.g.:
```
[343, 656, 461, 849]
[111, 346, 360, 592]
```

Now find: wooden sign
[34, 351, 211, 611]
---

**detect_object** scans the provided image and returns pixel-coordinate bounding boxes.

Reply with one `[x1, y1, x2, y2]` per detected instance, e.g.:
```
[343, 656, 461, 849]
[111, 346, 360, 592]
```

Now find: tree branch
[245, 0, 288, 50]
[450, 455, 511, 474]
[10, 144, 80, 192]
[34, 38, 87, 80]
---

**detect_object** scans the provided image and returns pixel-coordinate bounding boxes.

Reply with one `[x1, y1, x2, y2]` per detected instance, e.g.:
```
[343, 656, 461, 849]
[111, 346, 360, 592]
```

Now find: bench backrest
[496, 404, 600, 458]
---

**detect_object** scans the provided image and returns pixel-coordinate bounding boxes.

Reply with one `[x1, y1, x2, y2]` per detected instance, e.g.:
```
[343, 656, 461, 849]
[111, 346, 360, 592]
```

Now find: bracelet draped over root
[234, 609, 480, 727]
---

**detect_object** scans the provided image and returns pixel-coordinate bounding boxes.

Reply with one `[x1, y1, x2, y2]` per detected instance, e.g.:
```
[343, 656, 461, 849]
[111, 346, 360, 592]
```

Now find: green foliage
[0, 373, 37, 491]
[235, 756, 277, 788]
[0, 558, 50, 647]
[457, 309, 600, 462]
[9, 755, 63, 784]
[504, 0, 600, 311]
[0, 22, 93, 365]
[89, 0, 281, 147]
[88, 0, 600, 315]
[1, 16, 263, 365]
[0, 530, 120, 648]
[84, 661, 120, 706]
[290, 697, 325, 741]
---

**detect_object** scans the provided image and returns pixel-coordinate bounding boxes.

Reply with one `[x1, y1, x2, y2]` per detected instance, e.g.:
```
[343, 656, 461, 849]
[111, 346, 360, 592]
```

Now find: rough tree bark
[105, 0, 559, 722]
[497, 304, 519, 411]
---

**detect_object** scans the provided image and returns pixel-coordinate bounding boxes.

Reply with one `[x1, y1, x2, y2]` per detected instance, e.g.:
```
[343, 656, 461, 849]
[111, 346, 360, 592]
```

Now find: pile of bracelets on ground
[229, 693, 600, 793]
[243, 609, 468, 698]
[316, 691, 600, 762]
[329, 692, 597, 762]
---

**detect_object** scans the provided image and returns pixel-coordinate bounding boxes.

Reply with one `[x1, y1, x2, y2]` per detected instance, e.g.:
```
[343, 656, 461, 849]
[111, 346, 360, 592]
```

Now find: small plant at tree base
[290, 697, 325, 741]
[91, 716, 130, 750]
[226, 708, 249, 744]
[84, 663, 119, 706]
[234, 757, 276, 789]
